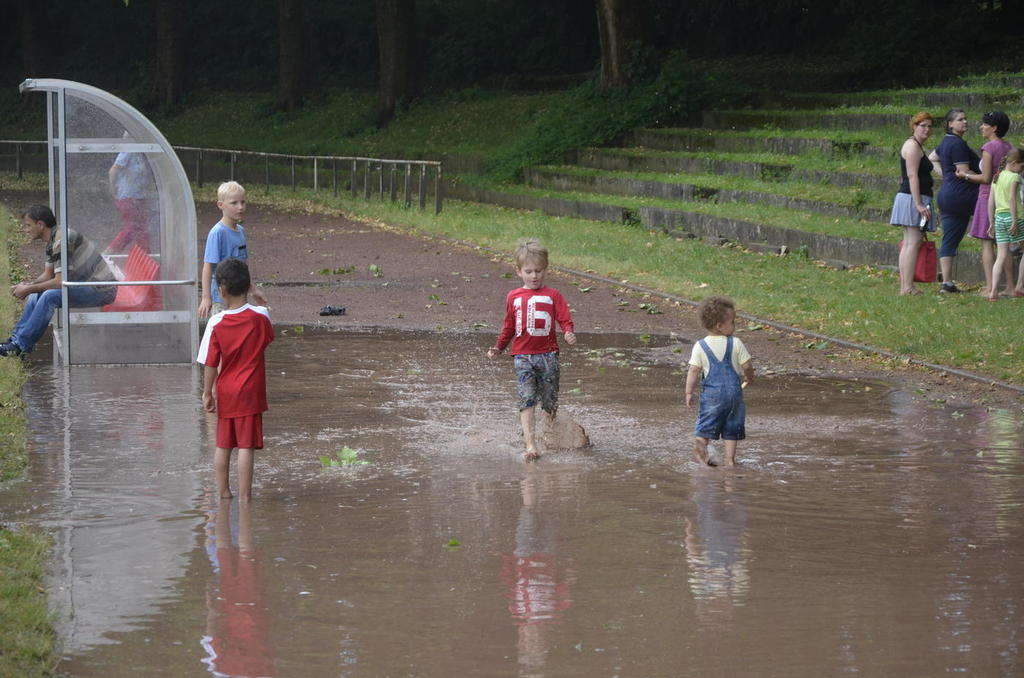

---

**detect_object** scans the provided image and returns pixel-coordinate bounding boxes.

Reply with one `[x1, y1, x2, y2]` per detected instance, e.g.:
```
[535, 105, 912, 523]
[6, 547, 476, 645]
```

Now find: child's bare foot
[523, 446, 541, 461]
[692, 442, 716, 466]
[900, 287, 921, 296]
[220, 489, 233, 499]
[238, 493, 252, 503]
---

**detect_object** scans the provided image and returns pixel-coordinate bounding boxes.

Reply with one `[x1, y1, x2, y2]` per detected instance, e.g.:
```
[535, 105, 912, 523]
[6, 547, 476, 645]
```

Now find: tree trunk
[595, 0, 645, 90]
[279, 0, 304, 111]
[19, 1, 40, 78]
[155, 0, 183, 107]
[376, 0, 419, 128]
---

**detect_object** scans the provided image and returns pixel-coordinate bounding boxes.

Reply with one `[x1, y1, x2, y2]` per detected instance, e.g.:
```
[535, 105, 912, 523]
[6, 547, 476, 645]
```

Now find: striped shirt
[46, 228, 116, 294]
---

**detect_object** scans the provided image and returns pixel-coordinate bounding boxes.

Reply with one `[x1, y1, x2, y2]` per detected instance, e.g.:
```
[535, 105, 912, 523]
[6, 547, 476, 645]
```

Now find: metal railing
[0, 140, 45, 179]
[62, 279, 195, 287]
[0, 140, 443, 213]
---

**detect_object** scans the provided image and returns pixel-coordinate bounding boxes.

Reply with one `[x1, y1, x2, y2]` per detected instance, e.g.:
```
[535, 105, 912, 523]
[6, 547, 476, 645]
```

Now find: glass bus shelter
[20, 79, 197, 364]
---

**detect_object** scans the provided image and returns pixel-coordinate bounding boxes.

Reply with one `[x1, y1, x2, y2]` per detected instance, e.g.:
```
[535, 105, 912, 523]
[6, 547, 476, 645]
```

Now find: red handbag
[899, 235, 937, 283]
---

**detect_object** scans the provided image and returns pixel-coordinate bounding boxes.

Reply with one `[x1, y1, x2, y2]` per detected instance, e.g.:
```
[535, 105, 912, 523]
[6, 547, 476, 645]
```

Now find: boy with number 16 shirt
[488, 240, 576, 460]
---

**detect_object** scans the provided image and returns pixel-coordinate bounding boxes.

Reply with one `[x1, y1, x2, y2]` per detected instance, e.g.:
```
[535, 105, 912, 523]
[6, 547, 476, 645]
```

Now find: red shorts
[216, 413, 264, 450]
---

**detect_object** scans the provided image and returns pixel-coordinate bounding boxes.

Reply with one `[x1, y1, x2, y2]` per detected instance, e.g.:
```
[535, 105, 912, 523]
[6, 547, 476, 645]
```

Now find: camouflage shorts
[514, 351, 560, 414]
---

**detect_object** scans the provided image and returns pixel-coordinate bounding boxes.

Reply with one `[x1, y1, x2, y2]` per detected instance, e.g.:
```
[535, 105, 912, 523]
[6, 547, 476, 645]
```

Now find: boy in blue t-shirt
[198, 181, 268, 318]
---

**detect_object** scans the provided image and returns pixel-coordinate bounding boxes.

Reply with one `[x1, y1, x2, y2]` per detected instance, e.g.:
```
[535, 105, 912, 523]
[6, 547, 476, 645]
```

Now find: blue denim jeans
[11, 286, 115, 353]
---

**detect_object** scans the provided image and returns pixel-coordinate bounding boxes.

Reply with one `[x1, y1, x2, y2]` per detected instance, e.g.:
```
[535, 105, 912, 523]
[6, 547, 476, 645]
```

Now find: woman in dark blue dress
[929, 108, 980, 293]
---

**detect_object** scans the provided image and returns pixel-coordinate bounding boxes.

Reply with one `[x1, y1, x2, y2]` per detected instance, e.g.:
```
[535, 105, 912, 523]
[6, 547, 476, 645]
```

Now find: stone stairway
[447, 73, 1024, 283]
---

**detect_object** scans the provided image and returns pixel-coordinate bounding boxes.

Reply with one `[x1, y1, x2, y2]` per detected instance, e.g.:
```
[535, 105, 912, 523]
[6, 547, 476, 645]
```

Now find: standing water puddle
[2, 329, 1023, 677]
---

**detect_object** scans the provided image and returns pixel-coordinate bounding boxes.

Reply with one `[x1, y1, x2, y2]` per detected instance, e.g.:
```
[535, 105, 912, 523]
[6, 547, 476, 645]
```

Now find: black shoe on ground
[0, 341, 23, 357]
[939, 283, 960, 293]
[318, 306, 346, 316]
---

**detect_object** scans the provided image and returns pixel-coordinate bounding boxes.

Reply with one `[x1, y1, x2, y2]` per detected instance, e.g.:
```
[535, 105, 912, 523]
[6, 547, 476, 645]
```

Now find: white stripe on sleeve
[196, 313, 224, 364]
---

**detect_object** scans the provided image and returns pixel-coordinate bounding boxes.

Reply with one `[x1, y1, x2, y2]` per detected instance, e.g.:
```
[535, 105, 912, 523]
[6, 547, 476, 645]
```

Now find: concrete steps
[439, 75, 1020, 285]
[574, 148, 895, 193]
[631, 128, 884, 158]
[445, 179, 985, 283]
[524, 166, 890, 221]
[957, 73, 1024, 88]
[702, 109, 909, 132]
[759, 89, 1024, 111]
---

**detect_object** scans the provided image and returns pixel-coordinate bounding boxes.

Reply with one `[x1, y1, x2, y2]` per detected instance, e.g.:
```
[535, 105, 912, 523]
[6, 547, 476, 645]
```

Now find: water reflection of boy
[201, 498, 275, 677]
[107, 150, 153, 253]
[500, 472, 575, 676]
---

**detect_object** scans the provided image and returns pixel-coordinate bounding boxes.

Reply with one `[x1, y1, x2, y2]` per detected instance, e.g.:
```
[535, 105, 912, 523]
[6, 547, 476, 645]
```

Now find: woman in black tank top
[899, 149, 934, 197]
[889, 112, 937, 295]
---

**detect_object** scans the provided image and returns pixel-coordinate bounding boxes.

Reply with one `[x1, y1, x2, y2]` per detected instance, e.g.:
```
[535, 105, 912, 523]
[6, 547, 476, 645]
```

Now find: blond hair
[217, 181, 245, 202]
[998, 146, 1024, 173]
[514, 239, 548, 269]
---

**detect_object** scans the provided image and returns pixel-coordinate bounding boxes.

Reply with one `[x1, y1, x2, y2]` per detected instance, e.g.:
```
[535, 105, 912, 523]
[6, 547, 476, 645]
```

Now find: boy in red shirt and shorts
[488, 240, 576, 460]
[197, 258, 274, 501]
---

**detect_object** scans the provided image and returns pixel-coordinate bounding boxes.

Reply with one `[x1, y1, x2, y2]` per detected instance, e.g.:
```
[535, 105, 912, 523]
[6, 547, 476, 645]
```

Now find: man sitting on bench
[1, 205, 117, 357]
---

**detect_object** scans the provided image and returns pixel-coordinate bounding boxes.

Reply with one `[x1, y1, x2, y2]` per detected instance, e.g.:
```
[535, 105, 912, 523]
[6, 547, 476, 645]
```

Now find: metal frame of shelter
[19, 79, 197, 365]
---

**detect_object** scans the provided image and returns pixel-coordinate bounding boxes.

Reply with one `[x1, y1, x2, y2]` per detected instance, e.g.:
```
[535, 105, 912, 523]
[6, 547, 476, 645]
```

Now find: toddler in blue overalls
[685, 296, 754, 467]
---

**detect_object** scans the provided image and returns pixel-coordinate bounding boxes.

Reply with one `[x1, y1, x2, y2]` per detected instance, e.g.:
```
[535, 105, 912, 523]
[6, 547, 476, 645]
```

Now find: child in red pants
[197, 258, 274, 501]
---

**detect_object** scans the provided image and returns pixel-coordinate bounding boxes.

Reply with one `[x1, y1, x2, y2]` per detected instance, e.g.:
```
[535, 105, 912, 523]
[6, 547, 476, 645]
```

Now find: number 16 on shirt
[495, 288, 574, 356]
[514, 295, 553, 337]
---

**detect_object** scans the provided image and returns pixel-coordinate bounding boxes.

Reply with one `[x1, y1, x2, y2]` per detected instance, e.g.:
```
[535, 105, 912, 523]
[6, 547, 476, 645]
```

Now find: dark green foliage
[418, 0, 598, 90]
[2, 0, 597, 95]
[487, 53, 745, 181]
[7, 0, 1018, 101]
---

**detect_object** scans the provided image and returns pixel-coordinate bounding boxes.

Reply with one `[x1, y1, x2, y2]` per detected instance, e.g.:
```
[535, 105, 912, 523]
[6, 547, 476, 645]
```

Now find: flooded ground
[2, 329, 1023, 677]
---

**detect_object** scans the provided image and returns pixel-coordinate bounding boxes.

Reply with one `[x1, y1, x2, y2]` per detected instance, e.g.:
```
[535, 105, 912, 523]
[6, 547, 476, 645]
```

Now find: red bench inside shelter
[103, 244, 162, 312]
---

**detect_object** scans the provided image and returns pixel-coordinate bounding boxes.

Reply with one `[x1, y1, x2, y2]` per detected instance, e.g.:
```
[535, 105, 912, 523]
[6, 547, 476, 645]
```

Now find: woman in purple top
[958, 111, 1013, 297]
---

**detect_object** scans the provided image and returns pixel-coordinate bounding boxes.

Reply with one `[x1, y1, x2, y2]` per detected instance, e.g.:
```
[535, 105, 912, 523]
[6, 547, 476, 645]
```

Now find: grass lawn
[0, 207, 28, 479]
[0, 87, 562, 162]
[157, 88, 562, 159]
[189, 182, 1023, 385]
[0, 528, 54, 678]
[0, 203, 55, 678]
